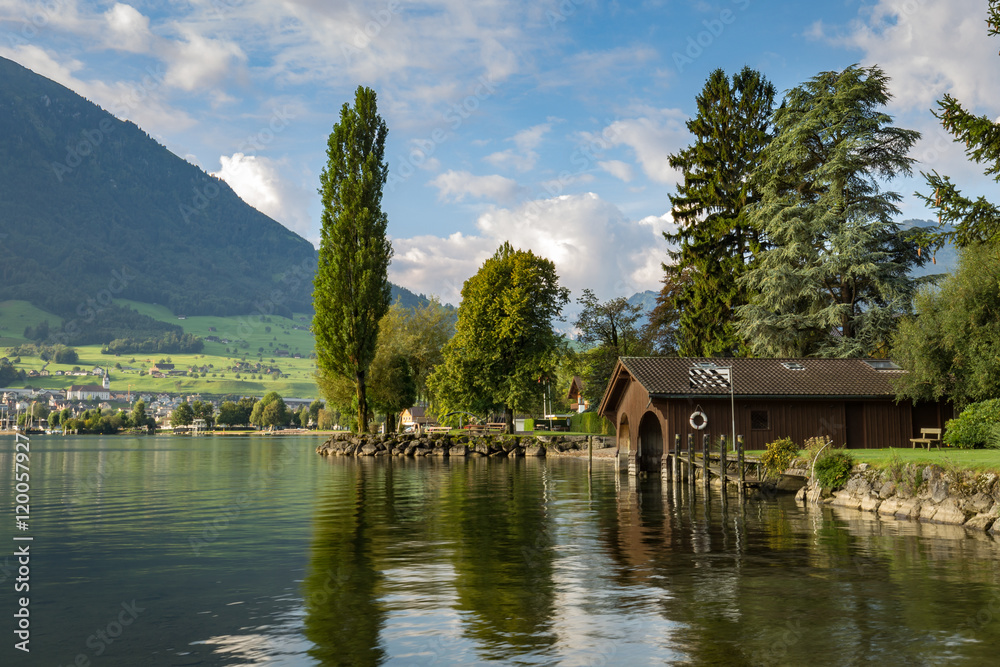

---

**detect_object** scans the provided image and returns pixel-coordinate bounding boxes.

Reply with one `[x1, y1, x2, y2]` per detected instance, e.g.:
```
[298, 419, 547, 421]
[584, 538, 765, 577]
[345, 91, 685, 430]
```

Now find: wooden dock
[659, 434, 766, 495]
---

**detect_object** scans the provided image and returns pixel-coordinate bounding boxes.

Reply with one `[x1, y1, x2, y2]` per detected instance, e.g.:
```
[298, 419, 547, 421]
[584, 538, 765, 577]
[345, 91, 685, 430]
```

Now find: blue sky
[1, 0, 997, 307]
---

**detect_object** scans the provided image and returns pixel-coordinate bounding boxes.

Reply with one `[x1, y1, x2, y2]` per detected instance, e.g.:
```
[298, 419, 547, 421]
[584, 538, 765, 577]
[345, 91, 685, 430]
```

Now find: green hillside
[0, 55, 317, 318]
[0, 300, 63, 346]
[2, 298, 321, 397]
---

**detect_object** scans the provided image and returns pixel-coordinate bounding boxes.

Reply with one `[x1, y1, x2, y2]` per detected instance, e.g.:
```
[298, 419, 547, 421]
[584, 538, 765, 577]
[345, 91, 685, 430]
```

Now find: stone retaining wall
[796, 463, 1000, 534]
[316, 432, 616, 459]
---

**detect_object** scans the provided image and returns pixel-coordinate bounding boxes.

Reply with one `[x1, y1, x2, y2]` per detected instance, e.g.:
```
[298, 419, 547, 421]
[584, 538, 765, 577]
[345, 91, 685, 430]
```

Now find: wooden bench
[910, 428, 943, 450]
[485, 422, 506, 432]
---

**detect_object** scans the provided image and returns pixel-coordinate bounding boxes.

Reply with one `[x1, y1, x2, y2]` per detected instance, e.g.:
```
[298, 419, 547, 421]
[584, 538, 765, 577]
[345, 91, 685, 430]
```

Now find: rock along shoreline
[316, 432, 616, 459]
[797, 463, 1000, 534]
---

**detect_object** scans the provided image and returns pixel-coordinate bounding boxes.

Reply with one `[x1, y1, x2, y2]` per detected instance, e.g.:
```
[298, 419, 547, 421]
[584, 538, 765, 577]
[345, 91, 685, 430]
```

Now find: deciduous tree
[368, 352, 417, 432]
[217, 401, 241, 428]
[892, 243, 1000, 408]
[428, 243, 569, 433]
[170, 402, 194, 427]
[313, 86, 393, 433]
[574, 289, 649, 405]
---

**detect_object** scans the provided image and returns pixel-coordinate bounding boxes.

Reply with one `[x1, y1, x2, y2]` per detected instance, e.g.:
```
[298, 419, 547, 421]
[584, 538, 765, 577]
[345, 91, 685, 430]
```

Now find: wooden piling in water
[687, 434, 694, 487]
[737, 434, 746, 496]
[672, 434, 680, 482]
[720, 434, 727, 492]
[702, 433, 711, 493]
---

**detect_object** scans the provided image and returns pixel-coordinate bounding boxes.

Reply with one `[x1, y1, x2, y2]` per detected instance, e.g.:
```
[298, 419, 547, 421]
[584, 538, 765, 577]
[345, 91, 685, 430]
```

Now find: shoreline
[798, 462, 1000, 534]
[317, 432, 617, 459]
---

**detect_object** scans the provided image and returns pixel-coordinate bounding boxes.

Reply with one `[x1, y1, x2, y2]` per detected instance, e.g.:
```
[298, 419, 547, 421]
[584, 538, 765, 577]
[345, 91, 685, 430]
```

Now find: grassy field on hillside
[0, 300, 63, 346]
[2, 299, 321, 398]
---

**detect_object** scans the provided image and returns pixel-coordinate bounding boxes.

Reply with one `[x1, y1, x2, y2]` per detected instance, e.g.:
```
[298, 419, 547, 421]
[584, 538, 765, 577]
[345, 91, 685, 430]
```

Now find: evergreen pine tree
[313, 86, 393, 433]
[737, 65, 923, 358]
[664, 67, 776, 357]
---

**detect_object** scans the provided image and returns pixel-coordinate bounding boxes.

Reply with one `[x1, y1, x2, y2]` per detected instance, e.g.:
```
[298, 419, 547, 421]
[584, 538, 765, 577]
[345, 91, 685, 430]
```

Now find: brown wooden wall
[604, 372, 954, 455]
[615, 390, 951, 451]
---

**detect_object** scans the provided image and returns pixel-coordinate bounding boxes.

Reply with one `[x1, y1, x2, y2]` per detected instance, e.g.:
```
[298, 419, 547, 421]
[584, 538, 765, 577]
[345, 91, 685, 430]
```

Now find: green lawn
[745, 447, 1000, 473]
[847, 447, 1000, 471]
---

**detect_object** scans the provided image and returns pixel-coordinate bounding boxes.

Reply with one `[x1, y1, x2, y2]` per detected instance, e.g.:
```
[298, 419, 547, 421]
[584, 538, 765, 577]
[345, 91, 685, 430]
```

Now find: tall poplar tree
[737, 65, 923, 358]
[313, 86, 393, 433]
[664, 67, 776, 357]
[917, 1, 1000, 248]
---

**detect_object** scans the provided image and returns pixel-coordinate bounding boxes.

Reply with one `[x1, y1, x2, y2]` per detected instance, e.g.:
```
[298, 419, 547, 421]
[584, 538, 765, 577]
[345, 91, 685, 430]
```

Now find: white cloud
[213, 153, 314, 241]
[601, 107, 689, 184]
[484, 122, 552, 172]
[103, 3, 153, 53]
[165, 28, 247, 92]
[812, 0, 1000, 215]
[818, 0, 1000, 112]
[430, 170, 524, 204]
[598, 159, 634, 182]
[390, 193, 669, 307]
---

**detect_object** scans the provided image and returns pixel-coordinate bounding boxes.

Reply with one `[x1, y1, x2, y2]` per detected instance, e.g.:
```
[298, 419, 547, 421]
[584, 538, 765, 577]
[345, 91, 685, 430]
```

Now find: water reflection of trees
[598, 479, 1000, 665]
[304, 460, 388, 666]
[441, 457, 558, 660]
[303, 457, 560, 665]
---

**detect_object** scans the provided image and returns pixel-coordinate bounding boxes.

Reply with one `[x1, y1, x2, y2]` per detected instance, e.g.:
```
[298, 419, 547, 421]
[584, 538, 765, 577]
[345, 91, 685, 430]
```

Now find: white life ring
[689, 410, 708, 430]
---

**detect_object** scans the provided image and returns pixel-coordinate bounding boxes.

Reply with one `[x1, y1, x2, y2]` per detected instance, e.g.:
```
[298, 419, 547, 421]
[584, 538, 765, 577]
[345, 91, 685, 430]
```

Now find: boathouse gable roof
[599, 357, 905, 416]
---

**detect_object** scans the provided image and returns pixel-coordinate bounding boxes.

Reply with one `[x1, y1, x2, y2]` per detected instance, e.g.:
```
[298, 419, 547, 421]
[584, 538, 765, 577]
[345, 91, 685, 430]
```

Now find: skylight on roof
[694, 362, 718, 368]
[864, 360, 902, 371]
[781, 362, 805, 371]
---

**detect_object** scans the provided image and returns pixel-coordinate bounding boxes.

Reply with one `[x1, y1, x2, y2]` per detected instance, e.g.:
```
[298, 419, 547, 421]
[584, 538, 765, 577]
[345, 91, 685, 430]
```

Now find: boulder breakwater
[797, 463, 1000, 534]
[316, 432, 615, 458]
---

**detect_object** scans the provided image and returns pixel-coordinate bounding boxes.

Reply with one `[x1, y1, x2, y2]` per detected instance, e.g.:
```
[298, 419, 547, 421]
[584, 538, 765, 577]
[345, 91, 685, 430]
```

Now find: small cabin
[400, 406, 432, 427]
[598, 357, 953, 475]
[567, 376, 589, 413]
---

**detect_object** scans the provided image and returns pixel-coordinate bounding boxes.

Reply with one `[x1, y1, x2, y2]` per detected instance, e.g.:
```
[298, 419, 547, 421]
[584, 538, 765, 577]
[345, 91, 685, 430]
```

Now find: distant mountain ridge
[0, 56, 441, 326]
[0, 55, 318, 318]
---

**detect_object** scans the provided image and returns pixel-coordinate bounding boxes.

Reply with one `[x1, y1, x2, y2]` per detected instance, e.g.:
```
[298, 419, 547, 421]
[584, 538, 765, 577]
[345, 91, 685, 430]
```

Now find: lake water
[3, 434, 1000, 666]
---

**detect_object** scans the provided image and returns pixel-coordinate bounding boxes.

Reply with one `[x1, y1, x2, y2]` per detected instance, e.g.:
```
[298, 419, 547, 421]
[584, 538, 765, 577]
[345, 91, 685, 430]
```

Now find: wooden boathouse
[597, 357, 953, 476]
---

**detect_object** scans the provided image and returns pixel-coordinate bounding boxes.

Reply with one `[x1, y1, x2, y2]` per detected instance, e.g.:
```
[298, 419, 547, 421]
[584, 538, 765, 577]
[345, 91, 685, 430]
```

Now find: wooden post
[687, 434, 694, 487]
[702, 433, 711, 492]
[720, 434, 727, 492]
[737, 434, 746, 496]
[672, 434, 680, 483]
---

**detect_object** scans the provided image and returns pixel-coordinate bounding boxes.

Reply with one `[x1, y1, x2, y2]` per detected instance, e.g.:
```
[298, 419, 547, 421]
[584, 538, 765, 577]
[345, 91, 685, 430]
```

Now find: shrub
[990, 423, 1000, 450]
[524, 418, 535, 431]
[814, 450, 854, 489]
[943, 399, 1000, 449]
[568, 412, 613, 434]
[803, 435, 833, 463]
[761, 437, 798, 479]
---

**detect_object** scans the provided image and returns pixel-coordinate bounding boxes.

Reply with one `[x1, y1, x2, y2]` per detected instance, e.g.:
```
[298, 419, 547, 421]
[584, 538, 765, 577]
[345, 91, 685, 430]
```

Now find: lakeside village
[0, 366, 324, 434]
[0, 363, 592, 435]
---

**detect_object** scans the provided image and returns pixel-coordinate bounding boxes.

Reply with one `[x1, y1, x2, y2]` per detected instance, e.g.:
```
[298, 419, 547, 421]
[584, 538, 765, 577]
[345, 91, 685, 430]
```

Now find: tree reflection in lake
[598, 476, 1000, 665]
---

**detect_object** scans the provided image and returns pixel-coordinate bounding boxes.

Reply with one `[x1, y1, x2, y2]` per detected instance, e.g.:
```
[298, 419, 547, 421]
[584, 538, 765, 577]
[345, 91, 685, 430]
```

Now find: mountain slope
[0, 56, 317, 318]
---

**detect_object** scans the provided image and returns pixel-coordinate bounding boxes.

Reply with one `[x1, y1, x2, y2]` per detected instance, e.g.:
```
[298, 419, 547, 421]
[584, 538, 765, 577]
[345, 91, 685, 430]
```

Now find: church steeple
[103, 368, 110, 389]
